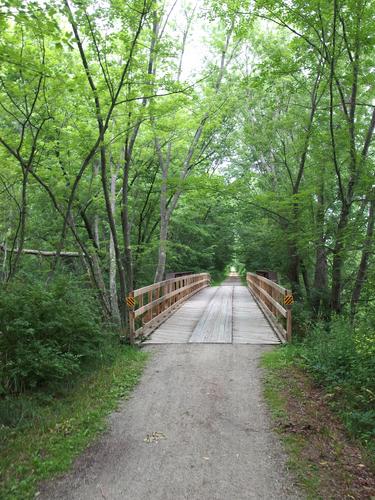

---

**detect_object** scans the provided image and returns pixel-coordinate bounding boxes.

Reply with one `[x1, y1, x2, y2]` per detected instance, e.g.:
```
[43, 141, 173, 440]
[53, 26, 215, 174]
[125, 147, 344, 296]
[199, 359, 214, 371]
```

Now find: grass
[261, 347, 323, 498]
[0, 346, 148, 500]
[261, 346, 375, 499]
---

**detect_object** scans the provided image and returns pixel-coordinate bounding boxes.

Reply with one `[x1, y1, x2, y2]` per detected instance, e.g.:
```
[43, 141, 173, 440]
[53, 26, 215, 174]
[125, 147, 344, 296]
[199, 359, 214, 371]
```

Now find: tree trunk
[154, 159, 169, 283]
[311, 176, 329, 317]
[350, 195, 375, 318]
[8, 167, 29, 280]
[122, 148, 134, 294]
[300, 259, 311, 300]
[100, 144, 128, 333]
[109, 166, 121, 323]
[287, 240, 300, 294]
[312, 244, 328, 317]
[1, 239, 8, 282]
[330, 202, 350, 314]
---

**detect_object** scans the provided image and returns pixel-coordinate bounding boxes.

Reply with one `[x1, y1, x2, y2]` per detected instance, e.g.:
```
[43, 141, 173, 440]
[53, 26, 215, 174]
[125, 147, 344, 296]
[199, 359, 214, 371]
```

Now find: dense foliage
[0, 275, 108, 392]
[299, 317, 375, 450]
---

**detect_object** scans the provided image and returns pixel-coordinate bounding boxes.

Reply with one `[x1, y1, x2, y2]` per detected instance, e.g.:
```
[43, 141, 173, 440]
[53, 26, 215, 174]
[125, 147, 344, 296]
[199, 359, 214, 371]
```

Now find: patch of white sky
[160, 0, 212, 81]
[83, 0, 210, 81]
[61, 0, 277, 86]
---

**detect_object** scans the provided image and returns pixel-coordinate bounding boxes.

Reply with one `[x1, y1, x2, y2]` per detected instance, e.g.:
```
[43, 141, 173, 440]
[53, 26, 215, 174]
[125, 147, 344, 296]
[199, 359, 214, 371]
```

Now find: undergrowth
[262, 347, 323, 497]
[262, 344, 375, 499]
[0, 275, 111, 393]
[0, 346, 148, 500]
[297, 317, 375, 456]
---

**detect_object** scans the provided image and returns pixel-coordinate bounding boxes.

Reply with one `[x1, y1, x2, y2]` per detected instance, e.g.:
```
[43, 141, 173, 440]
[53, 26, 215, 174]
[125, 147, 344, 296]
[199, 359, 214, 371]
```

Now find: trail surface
[40, 344, 300, 499]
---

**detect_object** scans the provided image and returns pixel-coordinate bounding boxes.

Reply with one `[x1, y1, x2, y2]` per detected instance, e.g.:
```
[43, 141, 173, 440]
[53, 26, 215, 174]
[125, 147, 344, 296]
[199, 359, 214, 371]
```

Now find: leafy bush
[0, 276, 108, 394]
[299, 317, 375, 448]
[290, 301, 314, 338]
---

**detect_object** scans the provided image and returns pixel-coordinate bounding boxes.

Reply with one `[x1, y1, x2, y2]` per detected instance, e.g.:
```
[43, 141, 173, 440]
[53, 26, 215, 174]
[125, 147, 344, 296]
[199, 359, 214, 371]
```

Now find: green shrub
[291, 301, 313, 337]
[0, 276, 108, 394]
[299, 317, 375, 448]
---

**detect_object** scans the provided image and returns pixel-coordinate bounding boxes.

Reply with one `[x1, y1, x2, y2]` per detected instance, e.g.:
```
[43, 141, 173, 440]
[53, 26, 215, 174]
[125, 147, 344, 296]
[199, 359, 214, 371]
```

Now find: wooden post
[286, 306, 292, 342]
[139, 292, 144, 311]
[283, 289, 293, 342]
[157, 286, 160, 316]
[128, 291, 135, 344]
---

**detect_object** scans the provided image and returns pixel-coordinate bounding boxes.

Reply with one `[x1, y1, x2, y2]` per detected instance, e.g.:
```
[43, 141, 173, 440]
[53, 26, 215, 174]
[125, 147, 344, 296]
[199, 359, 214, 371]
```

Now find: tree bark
[350, 195, 375, 318]
[154, 143, 170, 282]
[7, 167, 29, 280]
[311, 175, 329, 317]
[100, 144, 128, 331]
[109, 164, 121, 323]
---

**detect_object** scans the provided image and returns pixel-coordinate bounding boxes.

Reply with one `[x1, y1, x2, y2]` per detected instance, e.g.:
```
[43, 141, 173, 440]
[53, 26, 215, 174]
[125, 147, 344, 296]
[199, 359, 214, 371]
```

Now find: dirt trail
[40, 345, 300, 500]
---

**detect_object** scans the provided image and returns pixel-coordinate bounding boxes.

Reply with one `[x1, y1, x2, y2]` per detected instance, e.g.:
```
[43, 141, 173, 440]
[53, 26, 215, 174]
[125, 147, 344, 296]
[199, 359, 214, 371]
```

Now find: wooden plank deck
[189, 286, 232, 343]
[233, 286, 279, 344]
[144, 274, 280, 345]
[142, 287, 217, 344]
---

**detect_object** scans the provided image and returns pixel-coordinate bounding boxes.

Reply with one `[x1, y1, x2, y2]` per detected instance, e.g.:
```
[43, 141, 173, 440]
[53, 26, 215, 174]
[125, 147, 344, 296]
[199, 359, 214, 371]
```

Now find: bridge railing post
[246, 272, 293, 343]
[286, 306, 292, 342]
[126, 291, 135, 344]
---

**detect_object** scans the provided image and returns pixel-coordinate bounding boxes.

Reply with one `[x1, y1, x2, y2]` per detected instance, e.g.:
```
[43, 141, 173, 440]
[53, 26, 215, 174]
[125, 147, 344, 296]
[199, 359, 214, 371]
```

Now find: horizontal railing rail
[128, 273, 211, 341]
[246, 272, 293, 342]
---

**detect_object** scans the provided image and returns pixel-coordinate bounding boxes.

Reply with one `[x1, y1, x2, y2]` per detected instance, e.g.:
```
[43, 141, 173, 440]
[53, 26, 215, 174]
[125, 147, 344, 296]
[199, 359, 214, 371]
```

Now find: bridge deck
[144, 275, 280, 345]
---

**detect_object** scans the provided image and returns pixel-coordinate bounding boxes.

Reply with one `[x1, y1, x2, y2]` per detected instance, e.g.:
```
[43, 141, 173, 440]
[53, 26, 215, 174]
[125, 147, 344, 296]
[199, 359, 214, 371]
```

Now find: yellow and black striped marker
[126, 296, 135, 309]
[284, 294, 294, 306]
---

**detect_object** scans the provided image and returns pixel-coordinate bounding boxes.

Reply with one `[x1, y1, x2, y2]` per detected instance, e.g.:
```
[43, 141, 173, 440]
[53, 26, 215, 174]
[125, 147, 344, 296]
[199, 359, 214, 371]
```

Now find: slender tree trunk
[331, 203, 350, 313]
[109, 166, 121, 323]
[287, 240, 300, 294]
[1, 239, 8, 282]
[122, 144, 134, 293]
[311, 176, 329, 316]
[8, 167, 29, 280]
[312, 244, 328, 316]
[154, 160, 169, 283]
[329, 1, 366, 315]
[350, 195, 375, 318]
[93, 161, 100, 248]
[300, 259, 310, 300]
[78, 165, 113, 318]
[100, 144, 128, 333]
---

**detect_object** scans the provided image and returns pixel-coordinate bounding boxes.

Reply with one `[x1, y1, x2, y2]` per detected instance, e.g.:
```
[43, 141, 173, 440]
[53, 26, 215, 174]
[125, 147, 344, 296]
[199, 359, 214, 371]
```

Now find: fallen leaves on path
[143, 432, 166, 443]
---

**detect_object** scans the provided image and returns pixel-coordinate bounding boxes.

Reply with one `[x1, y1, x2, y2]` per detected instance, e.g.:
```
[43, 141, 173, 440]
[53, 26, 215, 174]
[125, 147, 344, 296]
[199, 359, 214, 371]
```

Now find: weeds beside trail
[0, 347, 148, 500]
[262, 346, 375, 499]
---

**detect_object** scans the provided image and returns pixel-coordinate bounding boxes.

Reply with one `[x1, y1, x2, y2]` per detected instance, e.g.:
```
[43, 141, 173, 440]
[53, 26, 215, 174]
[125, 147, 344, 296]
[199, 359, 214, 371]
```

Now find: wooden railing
[246, 272, 293, 343]
[128, 273, 211, 341]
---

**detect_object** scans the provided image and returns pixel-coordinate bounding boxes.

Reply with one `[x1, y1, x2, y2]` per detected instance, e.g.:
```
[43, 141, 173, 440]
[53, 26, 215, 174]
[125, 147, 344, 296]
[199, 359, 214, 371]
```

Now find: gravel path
[39, 345, 301, 500]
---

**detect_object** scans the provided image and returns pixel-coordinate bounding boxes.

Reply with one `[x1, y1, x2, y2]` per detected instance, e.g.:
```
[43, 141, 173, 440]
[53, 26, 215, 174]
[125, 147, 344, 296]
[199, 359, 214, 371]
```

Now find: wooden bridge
[128, 272, 292, 344]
